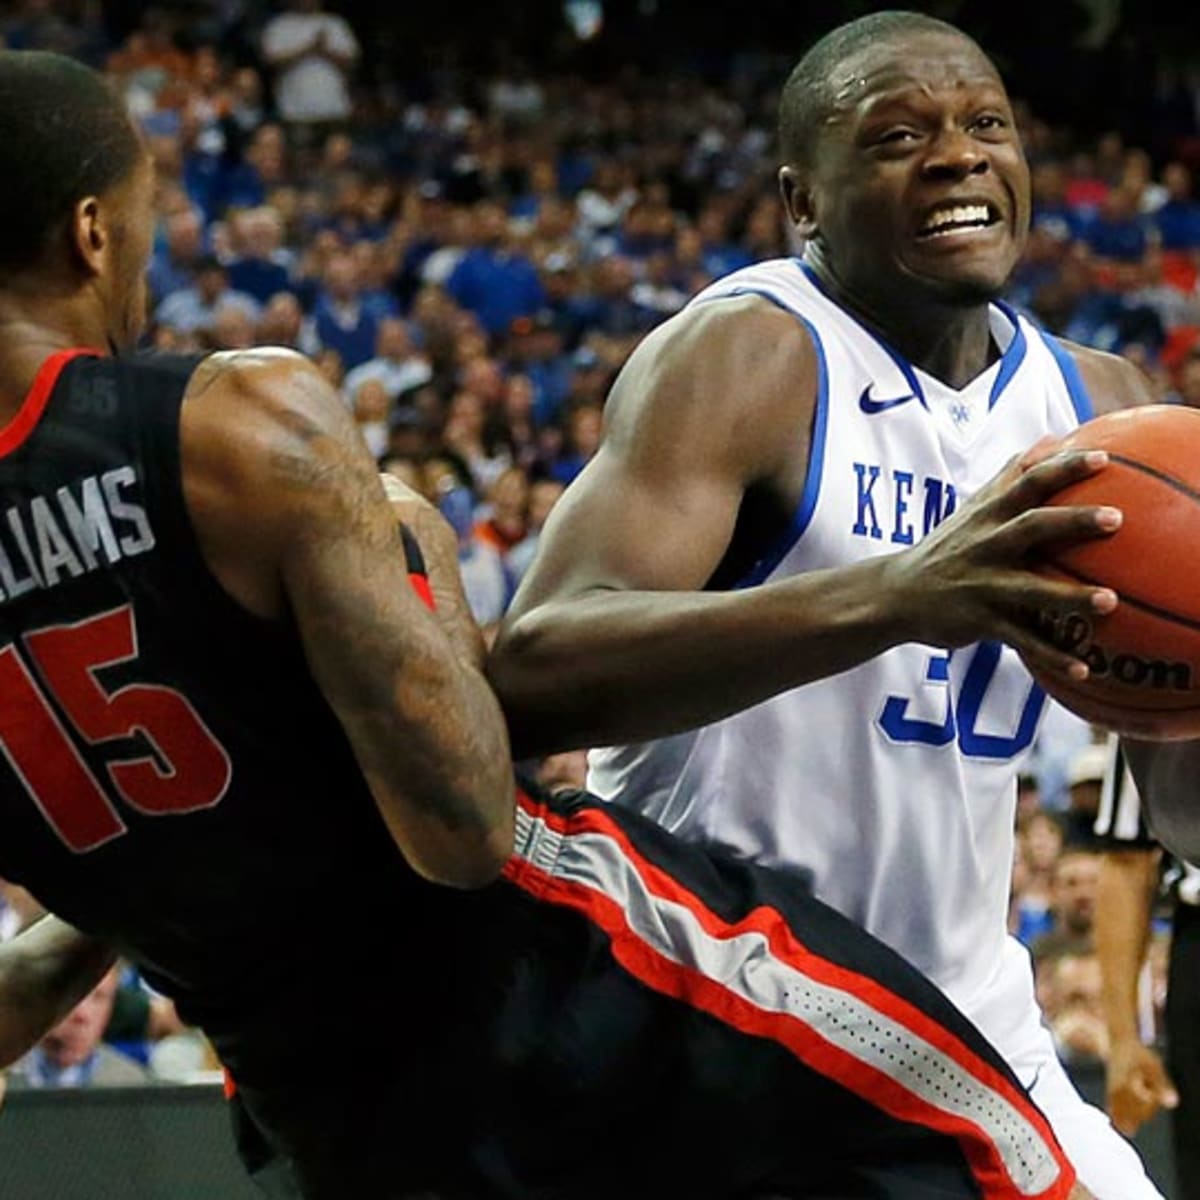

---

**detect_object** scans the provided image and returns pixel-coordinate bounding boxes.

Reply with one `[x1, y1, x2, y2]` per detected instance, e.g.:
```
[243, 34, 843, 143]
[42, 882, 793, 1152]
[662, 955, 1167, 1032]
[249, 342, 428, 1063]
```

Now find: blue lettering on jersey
[922, 478, 956, 535]
[891, 470, 914, 545]
[853, 465, 956, 543]
[852, 462, 883, 539]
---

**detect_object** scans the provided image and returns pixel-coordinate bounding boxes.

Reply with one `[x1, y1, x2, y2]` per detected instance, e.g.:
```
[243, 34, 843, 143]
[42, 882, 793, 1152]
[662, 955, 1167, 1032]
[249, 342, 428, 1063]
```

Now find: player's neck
[805, 259, 997, 388]
[0, 289, 110, 414]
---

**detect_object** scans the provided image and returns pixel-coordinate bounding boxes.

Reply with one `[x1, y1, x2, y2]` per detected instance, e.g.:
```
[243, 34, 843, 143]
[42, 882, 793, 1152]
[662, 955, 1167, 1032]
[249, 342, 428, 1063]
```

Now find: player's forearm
[310, 597, 514, 887]
[490, 557, 902, 758]
[0, 917, 115, 1066]
[1096, 852, 1157, 1044]
[1124, 739, 1200, 865]
[377, 654, 514, 887]
[290, 502, 513, 886]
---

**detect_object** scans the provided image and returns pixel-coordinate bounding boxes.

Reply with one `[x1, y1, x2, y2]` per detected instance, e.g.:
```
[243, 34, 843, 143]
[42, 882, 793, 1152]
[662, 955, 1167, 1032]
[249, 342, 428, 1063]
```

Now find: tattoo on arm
[271, 387, 512, 879]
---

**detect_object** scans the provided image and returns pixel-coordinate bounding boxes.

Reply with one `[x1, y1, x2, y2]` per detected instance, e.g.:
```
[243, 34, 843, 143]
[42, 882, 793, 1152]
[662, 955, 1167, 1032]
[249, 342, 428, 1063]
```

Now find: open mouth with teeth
[917, 203, 1000, 238]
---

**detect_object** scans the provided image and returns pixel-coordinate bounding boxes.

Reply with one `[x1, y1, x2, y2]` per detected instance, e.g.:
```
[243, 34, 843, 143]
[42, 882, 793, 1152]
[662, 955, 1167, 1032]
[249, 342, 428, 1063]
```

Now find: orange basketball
[1027, 404, 1200, 740]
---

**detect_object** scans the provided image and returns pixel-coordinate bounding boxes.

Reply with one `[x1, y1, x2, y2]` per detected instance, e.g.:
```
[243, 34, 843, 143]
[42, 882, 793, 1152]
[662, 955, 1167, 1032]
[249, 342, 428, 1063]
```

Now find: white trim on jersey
[1095, 733, 1152, 843]
[1095, 732, 1200, 903]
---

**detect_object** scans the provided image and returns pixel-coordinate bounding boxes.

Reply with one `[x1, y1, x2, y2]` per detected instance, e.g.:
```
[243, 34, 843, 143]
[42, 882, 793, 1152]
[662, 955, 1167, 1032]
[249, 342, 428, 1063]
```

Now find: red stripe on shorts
[505, 787, 1074, 1200]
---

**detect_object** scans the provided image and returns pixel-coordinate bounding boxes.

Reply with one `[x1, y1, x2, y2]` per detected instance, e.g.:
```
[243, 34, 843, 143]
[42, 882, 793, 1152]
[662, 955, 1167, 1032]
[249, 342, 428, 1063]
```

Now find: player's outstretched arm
[180, 350, 513, 888]
[490, 299, 1129, 759]
[0, 915, 114, 1067]
[1097, 847, 1178, 1134]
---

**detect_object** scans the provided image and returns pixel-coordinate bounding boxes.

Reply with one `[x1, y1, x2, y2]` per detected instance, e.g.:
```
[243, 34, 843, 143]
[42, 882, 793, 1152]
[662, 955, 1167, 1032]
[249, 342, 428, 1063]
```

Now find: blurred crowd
[1, 0, 1200, 1090]
[1012, 739, 1173, 1076]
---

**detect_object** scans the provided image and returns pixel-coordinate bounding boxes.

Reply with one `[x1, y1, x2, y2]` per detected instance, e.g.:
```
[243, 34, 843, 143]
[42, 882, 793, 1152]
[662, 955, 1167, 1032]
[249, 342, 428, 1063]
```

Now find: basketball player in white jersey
[491, 11, 1162, 1197]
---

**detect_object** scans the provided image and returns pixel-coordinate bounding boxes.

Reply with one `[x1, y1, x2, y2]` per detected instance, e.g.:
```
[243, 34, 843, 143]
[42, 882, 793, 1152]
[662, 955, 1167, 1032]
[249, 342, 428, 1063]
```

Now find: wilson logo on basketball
[1033, 610, 1193, 692]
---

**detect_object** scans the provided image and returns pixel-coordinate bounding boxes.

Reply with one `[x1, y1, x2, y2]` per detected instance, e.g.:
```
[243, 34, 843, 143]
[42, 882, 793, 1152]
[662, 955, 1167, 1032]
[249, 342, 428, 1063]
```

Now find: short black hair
[778, 11, 980, 166]
[0, 50, 143, 272]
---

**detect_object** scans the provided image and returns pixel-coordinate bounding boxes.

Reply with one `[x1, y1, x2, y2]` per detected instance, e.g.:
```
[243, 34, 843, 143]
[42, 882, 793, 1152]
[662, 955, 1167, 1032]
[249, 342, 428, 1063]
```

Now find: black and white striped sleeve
[1093, 733, 1158, 849]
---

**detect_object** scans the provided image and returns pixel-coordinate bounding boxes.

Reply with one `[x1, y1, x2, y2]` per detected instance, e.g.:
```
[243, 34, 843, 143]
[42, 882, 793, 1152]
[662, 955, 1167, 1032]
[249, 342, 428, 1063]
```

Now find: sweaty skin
[489, 32, 1152, 761]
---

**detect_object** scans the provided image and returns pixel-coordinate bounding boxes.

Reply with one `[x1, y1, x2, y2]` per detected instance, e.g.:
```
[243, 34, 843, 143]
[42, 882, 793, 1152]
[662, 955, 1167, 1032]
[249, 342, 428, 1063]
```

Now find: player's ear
[69, 195, 107, 277]
[778, 167, 818, 240]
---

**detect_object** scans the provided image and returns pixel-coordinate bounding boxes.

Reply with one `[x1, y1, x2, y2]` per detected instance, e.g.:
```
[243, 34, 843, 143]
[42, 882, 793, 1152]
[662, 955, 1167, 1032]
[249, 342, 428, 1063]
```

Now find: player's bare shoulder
[604, 293, 821, 482]
[183, 346, 354, 444]
[1061, 341, 1158, 416]
[179, 347, 375, 618]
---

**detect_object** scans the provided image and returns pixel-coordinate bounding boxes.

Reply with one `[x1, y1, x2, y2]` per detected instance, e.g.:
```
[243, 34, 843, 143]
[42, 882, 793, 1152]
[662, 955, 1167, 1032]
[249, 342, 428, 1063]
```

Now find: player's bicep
[185, 354, 512, 883]
[257, 380, 476, 768]
[515, 441, 744, 608]
[276, 445, 431, 710]
[510, 298, 811, 612]
[1068, 343, 1158, 415]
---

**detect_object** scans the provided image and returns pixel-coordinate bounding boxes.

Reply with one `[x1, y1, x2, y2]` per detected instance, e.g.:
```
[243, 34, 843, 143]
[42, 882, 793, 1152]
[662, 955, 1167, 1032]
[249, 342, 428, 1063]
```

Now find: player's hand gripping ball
[1026, 405, 1200, 739]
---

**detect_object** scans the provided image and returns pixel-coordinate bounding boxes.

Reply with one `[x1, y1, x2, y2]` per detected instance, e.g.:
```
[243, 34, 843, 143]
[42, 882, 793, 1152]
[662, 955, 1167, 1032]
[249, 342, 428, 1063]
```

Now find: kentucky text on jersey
[0, 467, 154, 603]
[852, 463, 957, 544]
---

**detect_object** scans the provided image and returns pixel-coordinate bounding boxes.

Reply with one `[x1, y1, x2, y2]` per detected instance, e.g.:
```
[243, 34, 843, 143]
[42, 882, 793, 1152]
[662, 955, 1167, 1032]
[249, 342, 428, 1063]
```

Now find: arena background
[0, 0, 1196, 1194]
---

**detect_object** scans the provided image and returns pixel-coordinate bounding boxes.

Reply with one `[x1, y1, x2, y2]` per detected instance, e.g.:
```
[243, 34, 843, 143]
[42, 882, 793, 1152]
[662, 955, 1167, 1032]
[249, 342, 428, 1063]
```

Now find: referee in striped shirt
[1096, 733, 1199, 1198]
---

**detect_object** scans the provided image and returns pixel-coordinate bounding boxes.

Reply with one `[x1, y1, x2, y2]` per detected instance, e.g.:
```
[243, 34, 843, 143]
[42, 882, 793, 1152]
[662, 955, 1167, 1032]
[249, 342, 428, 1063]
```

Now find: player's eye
[972, 114, 1008, 133]
[880, 128, 918, 143]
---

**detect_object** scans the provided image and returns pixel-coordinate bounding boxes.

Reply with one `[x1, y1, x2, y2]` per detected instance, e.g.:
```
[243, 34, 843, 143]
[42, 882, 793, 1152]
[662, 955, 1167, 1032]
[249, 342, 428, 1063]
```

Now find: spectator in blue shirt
[549, 400, 602, 486]
[507, 310, 572, 427]
[1152, 162, 1200, 252]
[696, 205, 754, 279]
[7, 967, 151, 1090]
[147, 207, 207, 306]
[306, 250, 379, 370]
[225, 206, 293, 304]
[1030, 160, 1089, 245]
[156, 256, 260, 338]
[446, 201, 545, 338]
[1082, 185, 1149, 263]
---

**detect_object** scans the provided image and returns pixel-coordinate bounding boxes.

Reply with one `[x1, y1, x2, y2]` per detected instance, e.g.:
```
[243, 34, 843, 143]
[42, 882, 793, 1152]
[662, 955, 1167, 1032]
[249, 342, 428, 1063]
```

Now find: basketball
[1027, 404, 1200, 739]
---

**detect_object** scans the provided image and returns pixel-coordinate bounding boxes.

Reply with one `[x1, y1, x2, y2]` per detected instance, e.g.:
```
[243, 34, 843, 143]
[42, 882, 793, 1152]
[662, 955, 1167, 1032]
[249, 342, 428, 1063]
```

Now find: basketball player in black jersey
[0, 50, 1086, 1199]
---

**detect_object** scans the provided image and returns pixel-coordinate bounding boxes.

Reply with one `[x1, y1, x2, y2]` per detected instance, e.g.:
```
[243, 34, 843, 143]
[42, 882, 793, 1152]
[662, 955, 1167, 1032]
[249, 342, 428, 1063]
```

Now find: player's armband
[398, 523, 435, 612]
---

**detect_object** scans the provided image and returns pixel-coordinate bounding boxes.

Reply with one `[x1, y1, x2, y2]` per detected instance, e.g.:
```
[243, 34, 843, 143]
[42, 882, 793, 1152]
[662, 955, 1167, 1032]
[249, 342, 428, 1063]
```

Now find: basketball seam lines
[1048, 561, 1200, 634]
[1106, 452, 1200, 504]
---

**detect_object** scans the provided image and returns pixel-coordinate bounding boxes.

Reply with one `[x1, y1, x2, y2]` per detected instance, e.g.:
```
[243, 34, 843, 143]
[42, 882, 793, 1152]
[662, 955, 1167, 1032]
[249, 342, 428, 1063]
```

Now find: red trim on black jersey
[408, 573, 436, 612]
[504, 787, 1075, 1200]
[0, 348, 102, 459]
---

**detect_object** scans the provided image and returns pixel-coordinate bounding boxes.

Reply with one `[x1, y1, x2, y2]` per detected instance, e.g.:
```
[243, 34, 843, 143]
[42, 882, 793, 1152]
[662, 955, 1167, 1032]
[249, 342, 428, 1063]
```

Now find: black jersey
[0, 348, 459, 1085]
[0, 351, 1079, 1199]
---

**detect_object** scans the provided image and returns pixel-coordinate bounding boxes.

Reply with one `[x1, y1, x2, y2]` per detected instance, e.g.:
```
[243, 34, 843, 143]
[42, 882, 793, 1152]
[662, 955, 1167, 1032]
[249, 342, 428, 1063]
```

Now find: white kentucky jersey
[589, 257, 1093, 1027]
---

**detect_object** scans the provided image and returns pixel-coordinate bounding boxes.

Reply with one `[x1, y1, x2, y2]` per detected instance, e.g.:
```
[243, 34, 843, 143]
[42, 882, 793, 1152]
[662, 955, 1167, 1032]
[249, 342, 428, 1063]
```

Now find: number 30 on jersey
[879, 641, 1046, 759]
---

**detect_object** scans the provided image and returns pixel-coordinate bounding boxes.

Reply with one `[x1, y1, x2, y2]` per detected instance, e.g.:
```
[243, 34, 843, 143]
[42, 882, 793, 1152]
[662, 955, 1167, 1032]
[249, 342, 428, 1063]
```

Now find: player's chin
[901, 246, 1014, 305]
[914, 266, 1009, 306]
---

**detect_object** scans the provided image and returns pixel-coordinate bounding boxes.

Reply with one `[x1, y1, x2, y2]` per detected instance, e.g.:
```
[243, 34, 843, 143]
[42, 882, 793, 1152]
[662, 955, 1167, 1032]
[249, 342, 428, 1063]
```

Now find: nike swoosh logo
[859, 386, 918, 414]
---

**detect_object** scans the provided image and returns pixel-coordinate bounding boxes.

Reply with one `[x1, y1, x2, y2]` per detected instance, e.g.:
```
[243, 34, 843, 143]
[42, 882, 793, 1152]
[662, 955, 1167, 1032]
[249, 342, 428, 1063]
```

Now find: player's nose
[920, 127, 990, 180]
